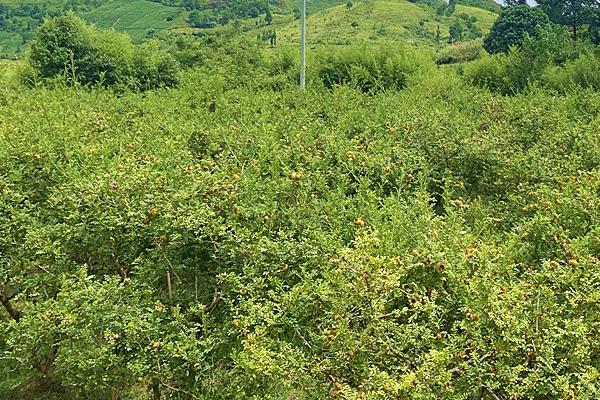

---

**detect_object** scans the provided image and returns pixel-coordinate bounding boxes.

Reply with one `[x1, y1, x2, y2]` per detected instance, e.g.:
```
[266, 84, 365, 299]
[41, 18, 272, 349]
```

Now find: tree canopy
[483, 5, 550, 53]
[29, 13, 179, 90]
[537, 0, 600, 39]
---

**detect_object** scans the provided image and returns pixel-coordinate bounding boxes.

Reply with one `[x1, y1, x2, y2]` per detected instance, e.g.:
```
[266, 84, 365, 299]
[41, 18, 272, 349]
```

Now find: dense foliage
[537, 0, 600, 40]
[3, 1, 600, 398]
[483, 5, 550, 54]
[1, 24, 600, 399]
[468, 25, 599, 94]
[151, 0, 276, 28]
[316, 46, 429, 93]
[27, 14, 179, 90]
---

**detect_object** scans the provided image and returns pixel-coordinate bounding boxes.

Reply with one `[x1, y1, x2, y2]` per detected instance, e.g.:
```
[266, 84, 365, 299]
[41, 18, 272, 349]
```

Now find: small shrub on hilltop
[436, 40, 483, 65]
[27, 12, 179, 90]
[316, 46, 429, 93]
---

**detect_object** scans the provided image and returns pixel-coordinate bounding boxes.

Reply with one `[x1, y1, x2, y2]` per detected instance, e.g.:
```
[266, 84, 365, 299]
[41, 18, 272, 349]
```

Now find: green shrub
[28, 12, 96, 84]
[466, 26, 583, 94]
[543, 52, 600, 92]
[316, 46, 427, 93]
[436, 40, 483, 65]
[462, 52, 510, 93]
[483, 5, 550, 54]
[130, 41, 179, 91]
[27, 13, 179, 90]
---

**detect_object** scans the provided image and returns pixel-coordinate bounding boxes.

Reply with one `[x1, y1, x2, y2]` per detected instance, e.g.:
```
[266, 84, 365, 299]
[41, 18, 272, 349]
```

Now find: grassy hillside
[0, 32, 21, 58]
[0, 0, 183, 57]
[268, 1, 497, 47]
[0, 0, 499, 59]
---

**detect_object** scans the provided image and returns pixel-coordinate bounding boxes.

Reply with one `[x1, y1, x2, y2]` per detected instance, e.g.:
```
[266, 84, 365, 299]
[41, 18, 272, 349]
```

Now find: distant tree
[591, 11, 600, 43]
[446, 0, 457, 16]
[448, 20, 464, 42]
[483, 5, 550, 53]
[346, 0, 353, 9]
[265, 7, 273, 25]
[249, 6, 260, 18]
[29, 13, 179, 89]
[537, 0, 600, 40]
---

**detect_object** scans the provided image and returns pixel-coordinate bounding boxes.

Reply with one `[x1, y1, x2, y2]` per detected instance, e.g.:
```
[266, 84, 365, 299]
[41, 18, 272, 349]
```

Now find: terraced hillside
[80, 0, 183, 43]
[0, 0, 183, 58]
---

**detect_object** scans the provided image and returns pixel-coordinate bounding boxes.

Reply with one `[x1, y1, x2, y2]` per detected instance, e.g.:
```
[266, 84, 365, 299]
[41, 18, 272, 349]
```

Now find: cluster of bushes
[26, 13, 179, 90]
[464, 25, 600, 94]
[315, 46, 431, 93]
[1, 59, 599, 399]
[156, 0, 274, 28]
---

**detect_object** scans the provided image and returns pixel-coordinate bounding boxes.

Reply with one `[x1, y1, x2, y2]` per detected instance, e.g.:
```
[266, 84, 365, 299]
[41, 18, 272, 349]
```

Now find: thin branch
[485, 386, 501, 400]
[0, 296, 21, 322]
[294, 327, 312, 349]
[205, 290, 221, 314]
[166, 271, 173, 304]
[472, 386, 484, 400]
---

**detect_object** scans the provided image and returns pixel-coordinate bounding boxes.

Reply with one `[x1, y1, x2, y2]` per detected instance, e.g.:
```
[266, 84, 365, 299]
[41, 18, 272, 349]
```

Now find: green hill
[0, 0, 499, 59]
[0, 0, 183, 58]
[257, 0, 497, 47]
[80, 0, 183, 43]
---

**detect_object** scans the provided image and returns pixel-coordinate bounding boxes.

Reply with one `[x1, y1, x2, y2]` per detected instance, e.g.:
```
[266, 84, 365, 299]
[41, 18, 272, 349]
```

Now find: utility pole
[300, 0, 306, 89]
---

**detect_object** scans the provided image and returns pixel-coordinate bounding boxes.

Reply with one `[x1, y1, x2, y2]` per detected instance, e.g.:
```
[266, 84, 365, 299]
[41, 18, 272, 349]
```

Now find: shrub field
[1, 49, 600, 398]
[1, 4, 600, 398]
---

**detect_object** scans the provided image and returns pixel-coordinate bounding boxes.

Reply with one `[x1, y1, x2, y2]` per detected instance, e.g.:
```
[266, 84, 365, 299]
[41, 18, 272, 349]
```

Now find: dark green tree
[29, 13, 179, 89]
[446, 0, 457, 16]
[29, 12, 95, 81]
[448, 20, 464, 43]
[537, 0, 600, 39]
[483, 5, 550, 53]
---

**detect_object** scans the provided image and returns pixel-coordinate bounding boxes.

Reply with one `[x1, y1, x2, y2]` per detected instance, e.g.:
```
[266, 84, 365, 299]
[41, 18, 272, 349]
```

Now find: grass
[455, 4, 498, 33]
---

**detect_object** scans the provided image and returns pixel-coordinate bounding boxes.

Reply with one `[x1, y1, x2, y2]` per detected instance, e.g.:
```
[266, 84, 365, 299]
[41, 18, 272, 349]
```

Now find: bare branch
[0, 295, 21, 322]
